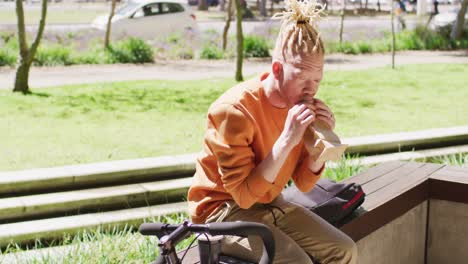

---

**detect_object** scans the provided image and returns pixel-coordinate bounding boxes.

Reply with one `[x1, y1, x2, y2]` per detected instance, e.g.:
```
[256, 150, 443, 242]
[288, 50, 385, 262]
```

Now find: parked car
[91, 0, 198, 40]
[429, 8, 468, 30]
[187, 0, 219, 6]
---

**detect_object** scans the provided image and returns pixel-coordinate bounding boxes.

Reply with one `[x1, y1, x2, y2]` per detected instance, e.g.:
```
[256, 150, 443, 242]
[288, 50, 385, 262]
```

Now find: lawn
[0, 64, 467, 171]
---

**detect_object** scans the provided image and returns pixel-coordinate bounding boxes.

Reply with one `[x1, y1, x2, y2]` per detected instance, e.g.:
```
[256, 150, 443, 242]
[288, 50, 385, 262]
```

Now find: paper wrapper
[304, 120, 348, 163]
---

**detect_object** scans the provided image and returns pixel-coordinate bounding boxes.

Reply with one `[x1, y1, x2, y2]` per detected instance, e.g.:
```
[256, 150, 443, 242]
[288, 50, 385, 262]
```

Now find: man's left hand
[313, 98, 335, 130]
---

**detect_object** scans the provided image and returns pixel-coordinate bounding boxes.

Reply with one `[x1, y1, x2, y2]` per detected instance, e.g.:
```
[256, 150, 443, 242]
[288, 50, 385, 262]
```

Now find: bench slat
[431, 169, 468, 184]
[363, 163, 444, 210]
[341, 161, 406, 186]
[361, 162, 425, 196]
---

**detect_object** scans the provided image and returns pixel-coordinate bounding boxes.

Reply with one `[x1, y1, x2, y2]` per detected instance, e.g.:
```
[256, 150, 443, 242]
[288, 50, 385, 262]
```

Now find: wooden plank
[363, 163, 444, 210]
[443, 165, 468, 173]
[340, 181, 428, 242]
[361, 162, 425, 196]
[430, 173, 468, 184]
[431, 168, 468, 181]
[429, 178, 468, 204]
[341, 161, 405, 185]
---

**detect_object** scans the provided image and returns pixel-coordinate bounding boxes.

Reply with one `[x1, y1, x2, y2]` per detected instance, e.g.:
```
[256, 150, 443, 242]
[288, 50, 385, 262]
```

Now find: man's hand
[313, 98, 335, 130]
[278, 104, 316, 149]
[299, 97, 335, 130]
[308, 158, 325, 174]
[262, 104, 316, 183]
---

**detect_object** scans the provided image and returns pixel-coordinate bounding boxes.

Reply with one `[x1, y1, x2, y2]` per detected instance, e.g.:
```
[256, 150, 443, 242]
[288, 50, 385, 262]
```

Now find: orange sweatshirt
[187, 73, 324, 224]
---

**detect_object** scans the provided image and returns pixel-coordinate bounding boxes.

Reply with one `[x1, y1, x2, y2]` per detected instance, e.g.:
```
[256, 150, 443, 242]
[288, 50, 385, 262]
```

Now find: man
[188, 1, 358, 263]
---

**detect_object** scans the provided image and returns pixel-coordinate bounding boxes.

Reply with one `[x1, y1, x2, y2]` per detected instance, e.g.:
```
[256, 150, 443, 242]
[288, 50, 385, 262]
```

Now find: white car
[91, 0, 198, 40]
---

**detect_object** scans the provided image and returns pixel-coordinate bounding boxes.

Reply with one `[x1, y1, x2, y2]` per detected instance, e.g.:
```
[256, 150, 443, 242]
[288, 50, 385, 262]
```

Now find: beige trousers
[206, 194, 358, 264]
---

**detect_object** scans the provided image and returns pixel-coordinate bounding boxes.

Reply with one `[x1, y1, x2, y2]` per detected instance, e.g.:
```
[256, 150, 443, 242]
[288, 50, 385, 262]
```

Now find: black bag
[282, 178, 365, 225]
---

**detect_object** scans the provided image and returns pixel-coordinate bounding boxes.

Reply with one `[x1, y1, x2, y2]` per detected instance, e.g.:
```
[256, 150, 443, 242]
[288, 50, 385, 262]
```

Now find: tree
[339, 0, 346, 43]
[199, 0, 209, 11]
[222, 0, 234, 50]
[220, 0, 226, 11]
[104, 0, 118, 49]
[260, 0, 267, 17]
[391, 0, 396, 69]
[13, 0, 48, 94]
[270, 0, 275, 16]
[451, 0, 468, 40]
[234, 0, 244, 81]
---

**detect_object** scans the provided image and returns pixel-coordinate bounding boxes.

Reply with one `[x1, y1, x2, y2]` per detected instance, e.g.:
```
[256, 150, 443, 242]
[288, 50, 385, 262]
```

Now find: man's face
[279, 54, 324, 107]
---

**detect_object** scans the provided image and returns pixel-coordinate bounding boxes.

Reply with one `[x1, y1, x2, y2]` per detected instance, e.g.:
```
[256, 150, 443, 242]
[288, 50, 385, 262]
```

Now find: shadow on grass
[28, 91, 50, 98]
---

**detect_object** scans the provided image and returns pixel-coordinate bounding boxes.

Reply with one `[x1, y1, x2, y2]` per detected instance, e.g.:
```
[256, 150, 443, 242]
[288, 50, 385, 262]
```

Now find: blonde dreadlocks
[272, 0, 326, 63]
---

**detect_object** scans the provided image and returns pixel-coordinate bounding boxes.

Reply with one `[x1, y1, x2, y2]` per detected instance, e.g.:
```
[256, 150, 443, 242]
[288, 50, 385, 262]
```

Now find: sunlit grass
[0, 64, 467, 171]
[422, 153, 468, 167]
[0, 213, 192, 264]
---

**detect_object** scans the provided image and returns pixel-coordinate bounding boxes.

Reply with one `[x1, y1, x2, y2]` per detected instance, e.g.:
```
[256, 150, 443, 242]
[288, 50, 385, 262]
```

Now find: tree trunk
[234, 0, 244, 81]
[199, 0, 209, 11]
[105, 0, 117, 49]
[391, 1, 396, 69]
[223, 0, 234, 50]
[339, 0, 346, 43]
[365, 0, 368, 10]
[270, 0, 274, 16]
[260, 0, 267, 17]
[377, 0, 381, 12]
[220, 0, 226, 11]
[14, 0, 47, 94]
[451, 0, 468, 40]
[13, 62, 31, 94]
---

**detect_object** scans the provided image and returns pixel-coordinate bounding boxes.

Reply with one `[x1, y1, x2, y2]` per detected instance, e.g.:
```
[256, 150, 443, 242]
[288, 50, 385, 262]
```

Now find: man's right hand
[278, 104, 316, 149]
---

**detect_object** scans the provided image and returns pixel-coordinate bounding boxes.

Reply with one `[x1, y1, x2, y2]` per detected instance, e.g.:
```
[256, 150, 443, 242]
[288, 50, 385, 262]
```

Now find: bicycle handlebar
[140, 221, 275, 264]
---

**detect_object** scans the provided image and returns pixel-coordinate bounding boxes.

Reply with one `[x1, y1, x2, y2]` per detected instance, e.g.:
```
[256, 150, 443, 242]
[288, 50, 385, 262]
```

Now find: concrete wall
[427, 199, 468, 264]
[357, 201, 427, 264]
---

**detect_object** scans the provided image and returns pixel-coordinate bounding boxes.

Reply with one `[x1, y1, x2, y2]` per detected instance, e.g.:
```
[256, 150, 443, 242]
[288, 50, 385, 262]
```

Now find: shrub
[200, 45, 224, 60]
[338, 42, 359, 54]
[107, 38, 154, 64]
[356, 41, 372, 53]
[159, 33, 195, 60]
[370, 39, 391, 53]
[0, 48, 16, 67]
[76, 47, 111, 64]
[33, 45, 76, 66]
[325, 25, 468, 55]
[244, 35, 270, 58]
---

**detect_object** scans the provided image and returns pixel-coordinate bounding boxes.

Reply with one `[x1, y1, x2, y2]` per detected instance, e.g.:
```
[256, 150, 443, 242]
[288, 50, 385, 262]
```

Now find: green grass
[0, 64, 467, 171]
[423, 153, 468, 167]
[0, 213, 192, 263]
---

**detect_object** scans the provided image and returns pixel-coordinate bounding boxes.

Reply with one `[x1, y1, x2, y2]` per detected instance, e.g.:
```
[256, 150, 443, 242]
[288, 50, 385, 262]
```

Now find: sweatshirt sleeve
[205, 103, 275, 209]
[291, 145, 325, 193]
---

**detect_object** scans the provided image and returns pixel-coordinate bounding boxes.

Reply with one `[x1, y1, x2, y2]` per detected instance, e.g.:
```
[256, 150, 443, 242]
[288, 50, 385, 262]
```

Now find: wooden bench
[175, 161, 468, 264]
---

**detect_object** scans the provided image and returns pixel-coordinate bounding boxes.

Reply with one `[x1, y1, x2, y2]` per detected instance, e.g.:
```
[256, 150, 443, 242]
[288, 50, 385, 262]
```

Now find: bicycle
[139, 220, 275, 264]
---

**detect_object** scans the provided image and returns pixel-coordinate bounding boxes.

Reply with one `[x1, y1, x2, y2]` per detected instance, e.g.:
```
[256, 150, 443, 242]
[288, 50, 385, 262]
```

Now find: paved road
[1, 50, 466, 90]
[0, 16, 422, 42]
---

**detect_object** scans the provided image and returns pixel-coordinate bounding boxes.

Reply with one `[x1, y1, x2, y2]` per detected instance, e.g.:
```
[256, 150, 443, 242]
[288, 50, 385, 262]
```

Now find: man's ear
[272, 61, 283, 81]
